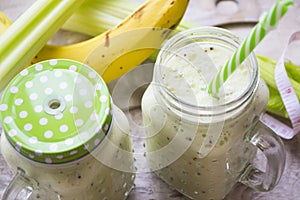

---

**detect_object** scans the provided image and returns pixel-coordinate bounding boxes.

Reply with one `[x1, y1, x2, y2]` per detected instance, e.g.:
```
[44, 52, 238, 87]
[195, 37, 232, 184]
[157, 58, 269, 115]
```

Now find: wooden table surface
[1, 1, 300, 200]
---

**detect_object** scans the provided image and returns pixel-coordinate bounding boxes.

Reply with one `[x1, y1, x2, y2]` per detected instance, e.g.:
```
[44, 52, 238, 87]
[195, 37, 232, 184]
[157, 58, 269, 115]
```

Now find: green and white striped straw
[208, 0, 294, 94]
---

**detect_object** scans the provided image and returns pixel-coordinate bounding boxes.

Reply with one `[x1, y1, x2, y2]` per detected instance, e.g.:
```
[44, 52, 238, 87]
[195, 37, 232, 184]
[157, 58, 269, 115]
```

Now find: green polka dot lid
[0, 59, 112, 164]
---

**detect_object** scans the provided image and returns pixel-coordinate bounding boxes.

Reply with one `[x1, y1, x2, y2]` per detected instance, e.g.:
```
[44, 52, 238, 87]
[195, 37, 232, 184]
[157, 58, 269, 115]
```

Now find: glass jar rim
[153, 26, 259, 116]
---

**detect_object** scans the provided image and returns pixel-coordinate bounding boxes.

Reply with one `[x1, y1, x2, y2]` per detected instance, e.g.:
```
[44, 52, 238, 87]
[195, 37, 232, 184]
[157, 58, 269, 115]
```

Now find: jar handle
[2, 168, 38, 200]
[237, 121, 286, 191]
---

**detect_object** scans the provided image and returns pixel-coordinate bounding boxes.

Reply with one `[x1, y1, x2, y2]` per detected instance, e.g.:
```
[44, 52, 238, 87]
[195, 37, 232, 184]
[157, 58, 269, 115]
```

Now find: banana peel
[0, 11, 11, 34]
[30, 0, 189, 83]
[0, 0, 189, 83]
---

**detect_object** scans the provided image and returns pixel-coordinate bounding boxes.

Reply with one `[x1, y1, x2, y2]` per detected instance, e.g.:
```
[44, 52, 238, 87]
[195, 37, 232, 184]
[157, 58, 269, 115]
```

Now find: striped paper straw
[208, 0, 294, 94]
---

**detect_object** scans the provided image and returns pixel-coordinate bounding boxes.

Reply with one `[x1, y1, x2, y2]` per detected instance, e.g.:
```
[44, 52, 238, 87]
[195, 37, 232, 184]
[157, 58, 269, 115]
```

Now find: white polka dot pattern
[0, 59, 113, 164]
[65, 138, 73, 146]
[44, 88, 53, 95]
[39, 118, 48, 125]
[19, 111, 28, 118]
[15, 99, 23, 106]
[35, 64, 43, 71]
[8, 129, 17, 137]
[10, 86, 19, 94]
[70, 106, 78, 114]
[59, 82, 68, 89]
[0, 104, 8, 111]
[85, 101, 93, 108]
[29, 137, 38, 144]
[4, 116, 13, 124]
[20, 69, 28, 76]
[75, 119, 84, 127]
[25, 81, 33, 88]
[69, 65, 77, 71]
[49, 143, 58, 151]
[49, 60, 58, 66]
[45, 158, 52, 164]
[40, 75, 48, 83]
[54, 70, 62, 77]
[29, 93, 38, 100]
[55, 113, 63, 120]
[44, 130, 53, 138]
[24, 124, 33, 131]
[60, 125, 69, 133]
[34, 105, 43, 113]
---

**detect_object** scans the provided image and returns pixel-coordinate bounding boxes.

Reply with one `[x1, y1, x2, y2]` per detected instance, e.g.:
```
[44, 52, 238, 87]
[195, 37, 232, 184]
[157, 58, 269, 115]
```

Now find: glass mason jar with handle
[0, 59, 135, 200]
[141, 27, 286, 200]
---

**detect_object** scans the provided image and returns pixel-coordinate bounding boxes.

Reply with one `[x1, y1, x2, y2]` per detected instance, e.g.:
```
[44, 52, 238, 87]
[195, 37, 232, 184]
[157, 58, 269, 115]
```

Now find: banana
[0, 0, 189, 83]
[0, 11, 11, 34]
[31, 0, 189, 83]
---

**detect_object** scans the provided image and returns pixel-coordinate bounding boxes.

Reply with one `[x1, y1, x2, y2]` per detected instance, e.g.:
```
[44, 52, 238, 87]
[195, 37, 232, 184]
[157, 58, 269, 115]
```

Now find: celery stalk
[0, 0, 86, 91]
[268, 86, 288, 118]
[258, 55, 300, 99]
[62, 0, 139, 36]
[62, 0, 198, 36]
[285, 60, 300, 81]
[257, 55, 300, 118]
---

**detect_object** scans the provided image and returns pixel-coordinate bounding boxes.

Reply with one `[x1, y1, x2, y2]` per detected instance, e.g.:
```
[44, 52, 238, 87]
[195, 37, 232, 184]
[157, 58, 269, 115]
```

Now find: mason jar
[141, 27, 286, 200]
[0, 59, 135, 200]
